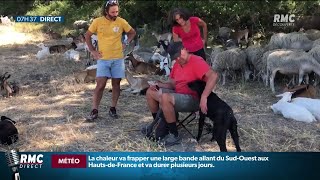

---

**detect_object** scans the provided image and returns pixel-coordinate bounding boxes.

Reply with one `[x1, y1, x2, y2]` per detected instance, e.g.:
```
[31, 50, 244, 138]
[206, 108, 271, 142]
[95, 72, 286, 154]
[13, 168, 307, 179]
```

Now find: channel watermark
[273, 14, 295, 27]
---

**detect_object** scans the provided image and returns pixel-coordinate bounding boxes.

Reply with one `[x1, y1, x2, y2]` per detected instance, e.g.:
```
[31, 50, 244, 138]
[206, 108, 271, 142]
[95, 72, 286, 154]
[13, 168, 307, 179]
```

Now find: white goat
[75, 42, 86, 51]
[245, 45, 266, 80]
[300, 28, 320, 41]
[150, 52, 164, 64]
[64, 49, 80, 61]
[150, 52, 171, 76]
[266, 49, 320, 93]
[292, 98, 320, 121]
[73, 20, 89, 30]
[36, 43, 50, 60]
[271, 92, 316, 123]
[152, 32, 172, 42]
[0, 16, 13, 26]
[279, 91, 320, 121]
[211, 48, 248, 85]
[210, 47, 224, 66]
[267, 32, 313, 51]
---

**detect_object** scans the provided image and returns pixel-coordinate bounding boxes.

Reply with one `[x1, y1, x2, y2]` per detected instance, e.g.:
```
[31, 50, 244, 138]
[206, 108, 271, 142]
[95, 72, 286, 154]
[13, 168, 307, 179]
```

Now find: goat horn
[0, 72, 8, 79]
[5, 74, 11, 80]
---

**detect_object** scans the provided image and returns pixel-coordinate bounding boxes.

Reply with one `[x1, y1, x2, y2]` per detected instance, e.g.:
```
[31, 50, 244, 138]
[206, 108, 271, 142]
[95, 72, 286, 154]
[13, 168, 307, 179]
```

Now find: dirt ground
[0, 25, 319, 152]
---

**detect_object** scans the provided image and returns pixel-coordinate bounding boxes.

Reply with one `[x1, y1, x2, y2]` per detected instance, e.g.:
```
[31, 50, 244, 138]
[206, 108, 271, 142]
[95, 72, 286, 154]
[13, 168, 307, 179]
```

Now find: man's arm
[158, 79, 175, 90]
[199, 69, 219, 114]
[85, 30, 102, 60]
[85, 31, 95, 52]
[202, 69, 219, 98]
[125, 28, 136, 44]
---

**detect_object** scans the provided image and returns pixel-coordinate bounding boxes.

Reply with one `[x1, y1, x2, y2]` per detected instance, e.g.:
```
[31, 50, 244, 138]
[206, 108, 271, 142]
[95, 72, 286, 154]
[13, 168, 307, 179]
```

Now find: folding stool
[176, 111, 211, 142]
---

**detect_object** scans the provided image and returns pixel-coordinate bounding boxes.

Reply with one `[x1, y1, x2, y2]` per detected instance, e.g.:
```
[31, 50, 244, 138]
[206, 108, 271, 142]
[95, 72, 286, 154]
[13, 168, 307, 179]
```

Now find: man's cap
[167, 41, 184, 60]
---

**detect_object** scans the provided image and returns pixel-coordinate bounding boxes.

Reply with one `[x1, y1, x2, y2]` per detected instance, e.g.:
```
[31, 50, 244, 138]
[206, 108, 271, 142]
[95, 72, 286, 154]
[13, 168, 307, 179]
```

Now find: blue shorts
[96, 59, 125, 78]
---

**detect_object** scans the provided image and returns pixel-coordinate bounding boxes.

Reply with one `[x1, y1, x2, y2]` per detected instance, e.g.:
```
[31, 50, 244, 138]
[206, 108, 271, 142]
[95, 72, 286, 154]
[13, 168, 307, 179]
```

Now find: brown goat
[231, 28, 249, 45]
[126, 52, 160, 75]
[0, 72, 13, 97]
[47, 29, 62, 39]
[125, 52, 163, 75]
[124, 69, 150, 94]
[283, 84, 317, 99]
[74, 66, 96, 83]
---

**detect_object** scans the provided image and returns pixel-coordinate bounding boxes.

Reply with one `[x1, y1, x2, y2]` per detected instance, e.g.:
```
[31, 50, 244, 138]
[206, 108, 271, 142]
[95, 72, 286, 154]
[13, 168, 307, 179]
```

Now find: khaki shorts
[161, 88, 199, 112]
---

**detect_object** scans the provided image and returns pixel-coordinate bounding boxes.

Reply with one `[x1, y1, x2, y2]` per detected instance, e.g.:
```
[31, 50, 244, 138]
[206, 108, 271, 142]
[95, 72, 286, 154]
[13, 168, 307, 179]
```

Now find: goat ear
[1, 116, 11, 121]
[276, 91, 293, 97]
[275, 93, 285, 97]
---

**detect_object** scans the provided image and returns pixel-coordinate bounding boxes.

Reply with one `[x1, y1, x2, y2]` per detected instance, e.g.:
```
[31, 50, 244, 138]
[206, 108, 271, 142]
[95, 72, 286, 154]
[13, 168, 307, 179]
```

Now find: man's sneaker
[141, 125, 153, 136]
[159, 133, 182, 147]
[86, 109, 98, 122]
[109, 107, 119, 119]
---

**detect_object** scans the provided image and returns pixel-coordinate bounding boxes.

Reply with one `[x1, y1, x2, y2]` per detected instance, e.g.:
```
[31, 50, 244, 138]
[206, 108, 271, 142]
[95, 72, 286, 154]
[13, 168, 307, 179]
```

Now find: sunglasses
[106, 0, 118, 7]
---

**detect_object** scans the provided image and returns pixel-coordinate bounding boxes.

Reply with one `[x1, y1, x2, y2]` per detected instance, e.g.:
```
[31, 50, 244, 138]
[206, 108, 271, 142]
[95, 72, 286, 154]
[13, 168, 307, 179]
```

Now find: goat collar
[2, 118, 16, 125]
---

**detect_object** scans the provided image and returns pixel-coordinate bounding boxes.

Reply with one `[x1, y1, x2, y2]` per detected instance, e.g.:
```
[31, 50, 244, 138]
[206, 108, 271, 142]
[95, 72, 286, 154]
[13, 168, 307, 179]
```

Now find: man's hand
[91, 50, 102, 60]
[122, 43, 127, 50]
[200, 95, 208, 114]
[149, 85, 159, 91]
[148, 81, 159, 91]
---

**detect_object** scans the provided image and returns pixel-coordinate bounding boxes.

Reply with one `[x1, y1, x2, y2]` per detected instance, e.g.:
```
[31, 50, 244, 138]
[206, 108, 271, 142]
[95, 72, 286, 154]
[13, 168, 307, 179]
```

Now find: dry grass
[0, 24, 319, 152]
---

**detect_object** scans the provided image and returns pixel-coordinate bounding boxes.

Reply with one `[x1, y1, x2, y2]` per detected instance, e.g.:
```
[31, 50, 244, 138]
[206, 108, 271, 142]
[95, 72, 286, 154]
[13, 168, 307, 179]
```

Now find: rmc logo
[273, 14, 296, 26]
[19, 154, 44, 168]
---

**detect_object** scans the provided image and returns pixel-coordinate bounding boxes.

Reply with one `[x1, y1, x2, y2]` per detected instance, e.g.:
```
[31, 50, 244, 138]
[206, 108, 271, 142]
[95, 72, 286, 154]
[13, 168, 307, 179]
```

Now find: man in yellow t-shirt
[85, 0, 136, 121]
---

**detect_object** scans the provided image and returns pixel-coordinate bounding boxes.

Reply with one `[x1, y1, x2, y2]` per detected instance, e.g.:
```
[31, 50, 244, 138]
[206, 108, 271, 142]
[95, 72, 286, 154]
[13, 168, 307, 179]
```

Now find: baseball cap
[167, 41, 184, 60]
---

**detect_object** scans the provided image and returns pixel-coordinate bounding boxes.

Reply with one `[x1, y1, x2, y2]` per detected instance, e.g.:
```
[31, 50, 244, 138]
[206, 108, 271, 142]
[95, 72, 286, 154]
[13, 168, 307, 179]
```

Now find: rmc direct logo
[20, 153, 44, 168]
[273, 14, 296, 26]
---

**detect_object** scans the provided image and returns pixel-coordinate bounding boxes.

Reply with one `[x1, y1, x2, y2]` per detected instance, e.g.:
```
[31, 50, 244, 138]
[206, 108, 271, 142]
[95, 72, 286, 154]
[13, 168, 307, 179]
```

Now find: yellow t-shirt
[88, 16, 132, 60]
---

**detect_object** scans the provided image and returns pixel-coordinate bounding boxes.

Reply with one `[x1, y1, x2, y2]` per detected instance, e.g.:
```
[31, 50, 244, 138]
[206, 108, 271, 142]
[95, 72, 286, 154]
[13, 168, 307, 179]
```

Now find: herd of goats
[1, 19, 320, 123]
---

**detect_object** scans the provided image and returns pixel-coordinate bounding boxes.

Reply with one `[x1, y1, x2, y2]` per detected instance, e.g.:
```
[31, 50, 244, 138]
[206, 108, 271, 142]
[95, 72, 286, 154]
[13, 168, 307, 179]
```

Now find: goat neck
[276, 92, 294, 102]
[126, 54, 140, 68]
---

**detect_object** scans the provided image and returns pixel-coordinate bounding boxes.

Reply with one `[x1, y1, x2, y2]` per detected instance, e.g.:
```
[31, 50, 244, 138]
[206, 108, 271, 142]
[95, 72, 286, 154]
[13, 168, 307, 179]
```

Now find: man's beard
[107, 13, 117, 21]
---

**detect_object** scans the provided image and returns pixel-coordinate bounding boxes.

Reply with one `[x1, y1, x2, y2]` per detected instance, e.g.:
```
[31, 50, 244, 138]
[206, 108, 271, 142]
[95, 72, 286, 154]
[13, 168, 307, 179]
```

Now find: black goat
[157, 40, 169, 52]
[49, 42, 77, 54]
[187, 80, 241, 152]
[0, 116, 19, 145]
